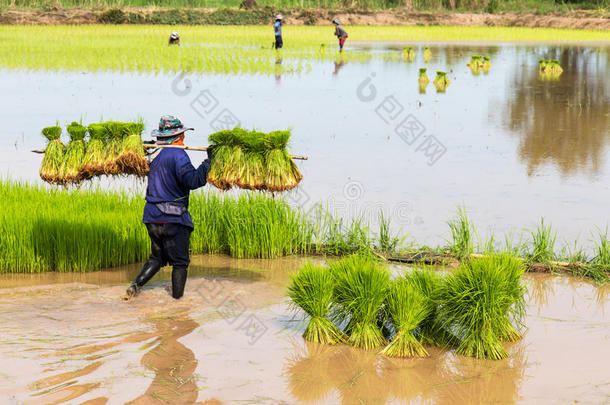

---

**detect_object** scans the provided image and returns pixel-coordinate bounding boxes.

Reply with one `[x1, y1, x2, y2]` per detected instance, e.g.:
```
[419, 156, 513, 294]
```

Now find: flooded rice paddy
[0, 255, 608, 404]
[2, 42, 610, 248]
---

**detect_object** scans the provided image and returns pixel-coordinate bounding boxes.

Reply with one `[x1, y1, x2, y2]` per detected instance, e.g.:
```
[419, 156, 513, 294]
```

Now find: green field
[1, 25, 608, 75]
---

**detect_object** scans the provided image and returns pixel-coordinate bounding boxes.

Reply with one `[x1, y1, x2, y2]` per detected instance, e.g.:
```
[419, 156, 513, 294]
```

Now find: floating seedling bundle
[38, 120, 148, 186]
[39, 126, 65, 185]
[59, 122, 87, 184]
[287, 253, 526, 360]
[418, 68, 429, 93]
[423, 46, 432, 63]
[538, 59, 563, 81]
[207, 128, 302, 192]
[433, 71, 451, 92]
[402, 46, 415, 62]
[468, 55, 491, 75]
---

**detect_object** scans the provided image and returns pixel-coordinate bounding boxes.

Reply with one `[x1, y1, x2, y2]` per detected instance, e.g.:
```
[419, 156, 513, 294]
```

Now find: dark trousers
[133, 223, 192, 298]
[275, 36, 283, 49]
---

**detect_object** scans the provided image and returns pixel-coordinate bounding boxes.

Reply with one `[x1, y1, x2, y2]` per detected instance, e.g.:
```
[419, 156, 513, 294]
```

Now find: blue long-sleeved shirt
[274, 20, 282, 37]
[142, 148, 210, 229]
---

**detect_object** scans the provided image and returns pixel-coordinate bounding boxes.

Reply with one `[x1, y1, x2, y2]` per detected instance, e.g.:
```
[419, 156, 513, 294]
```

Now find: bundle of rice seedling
[80, 123, 107, 180]
[103, 121, 127, 175]
[39, 125, 65, 185]
[418, 68, 429, 92]
[287, 262, 345, 345]
[402, 46, 415, 62]
[265, 130, 302, 192]
[207, 129, 238, 190]
[433, 71, 451, 92]
[59, 122, 87, 184]
[538, 59, 563, 81]
[482, 56, 491, 73]
[330, 255, 390, 350]
[438, 254, 526, 360]
[423, 46, 431, 63]
[116, 120, 148, 177]
[239, 130, 267, 190]
[380, 276, 431, 358]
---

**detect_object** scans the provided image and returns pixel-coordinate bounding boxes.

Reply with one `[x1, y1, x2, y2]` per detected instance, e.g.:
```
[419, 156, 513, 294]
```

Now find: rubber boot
[172, 266, 188, 299]
[126, 260, 161, 298]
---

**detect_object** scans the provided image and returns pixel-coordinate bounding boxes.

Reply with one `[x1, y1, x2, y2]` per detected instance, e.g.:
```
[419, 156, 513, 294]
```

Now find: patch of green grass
[447, 205, 475, 260]
[527, 218, 556, 263]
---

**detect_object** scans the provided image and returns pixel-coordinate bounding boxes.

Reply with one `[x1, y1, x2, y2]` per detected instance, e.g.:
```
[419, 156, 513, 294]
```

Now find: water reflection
[503, 47, 610, 176]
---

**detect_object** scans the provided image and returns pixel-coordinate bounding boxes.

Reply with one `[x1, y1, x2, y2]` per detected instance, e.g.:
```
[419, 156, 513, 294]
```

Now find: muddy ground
[0, 255, 609, 404]
[0, 7, 608, 29]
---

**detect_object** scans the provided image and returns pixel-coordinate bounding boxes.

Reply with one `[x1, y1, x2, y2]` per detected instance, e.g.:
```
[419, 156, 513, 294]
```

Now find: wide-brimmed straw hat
[151, 115, 193, 138]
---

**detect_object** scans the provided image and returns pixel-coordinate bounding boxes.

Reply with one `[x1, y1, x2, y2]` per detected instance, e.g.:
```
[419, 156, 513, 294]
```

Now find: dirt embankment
[0, 7, 608, 30]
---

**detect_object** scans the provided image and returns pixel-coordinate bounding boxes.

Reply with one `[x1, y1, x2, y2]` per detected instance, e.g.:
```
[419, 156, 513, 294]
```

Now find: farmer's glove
[206, 146, 216, 162]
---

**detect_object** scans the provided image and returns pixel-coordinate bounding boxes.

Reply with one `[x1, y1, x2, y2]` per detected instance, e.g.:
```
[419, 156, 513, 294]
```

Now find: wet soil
[0, 256, 608, 404]
[0, 7, 609, 30]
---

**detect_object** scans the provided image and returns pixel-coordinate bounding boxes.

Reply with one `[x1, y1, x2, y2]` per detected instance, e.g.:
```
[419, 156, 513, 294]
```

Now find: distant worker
[169, 32, 180, 46]
[274, 15, 283, 50]
[333, 19, 348, 52]
[125, 116, 212, 300]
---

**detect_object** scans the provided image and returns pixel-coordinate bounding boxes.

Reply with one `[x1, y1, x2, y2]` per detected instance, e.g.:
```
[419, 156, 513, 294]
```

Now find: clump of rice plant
[59, 122, 87, 184]
[116, 120, 148, 177]
[407, 267, 452, 347]
[239, 130, 267, 190]
[380, 276, 431, 358]
[330, 255, 390, 350]
[402, 46, 415, 62]
[447, 206, 475, 260]
[423, 46, 431, 62]
[80, 123, 108, 180]
[207, 129, 237, 190]
[265, 130, 302, 192]
[439, 254, 526, 360]
[39, 125, 65, 185]
[103, 121, 127, 175]
[538, 59, 563, 81]
[287, 262, 345, 345]
[527, 218, 556, 263]
[433, 71, 450, 92]
[482, 56, 491, 73]
[418, 67, 429, 90]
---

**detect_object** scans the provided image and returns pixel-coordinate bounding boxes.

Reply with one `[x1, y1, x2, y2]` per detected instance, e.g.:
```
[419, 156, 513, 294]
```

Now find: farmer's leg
[126, 224, 165, 297]
[164, 223, 192, 299]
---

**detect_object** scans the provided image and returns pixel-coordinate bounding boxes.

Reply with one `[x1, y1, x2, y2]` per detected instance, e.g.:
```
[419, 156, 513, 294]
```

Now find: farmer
[125, 116, 212, 300]
[274, 14, 283, 50]
[169, 32, 180, 46]
[333, 19, 348, 52]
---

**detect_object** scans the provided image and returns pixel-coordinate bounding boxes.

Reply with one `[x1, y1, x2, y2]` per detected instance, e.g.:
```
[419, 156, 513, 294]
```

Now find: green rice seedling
[593, 228, 610, 267]
[330, 255, 390, 350]
[418, 67, 429, 93]
[538, 59, 562, 81]
[265, 130, 302, 192]
[482, 56, 491, 73]
[239, 130, 267, 190]
[380, 276, 431, 358]
[287, 262, 345, 345]
[433, 71, 451, 92]
[103, 121, 127, 175]
[439, 254, 526, 359]
[447, 206, 475, 260]
[377, 211, 402, 254]
[423, 46, 431, 63]
[117, 120, 148, 177]
[401, 46, 415, 62]
[527, 218, 556, 263]
[80, 123, 108, 180]
[407, 267, 453, 347]
[59, 122, 87, 184]
[39, 125, 65, 185]
[207, 129, 238, 190]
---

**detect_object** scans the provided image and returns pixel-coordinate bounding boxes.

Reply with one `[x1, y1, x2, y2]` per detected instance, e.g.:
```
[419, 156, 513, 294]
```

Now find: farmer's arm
[175, 151, 210, 190]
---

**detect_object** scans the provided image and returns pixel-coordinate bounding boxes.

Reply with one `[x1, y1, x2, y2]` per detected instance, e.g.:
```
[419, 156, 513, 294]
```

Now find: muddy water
[0, 257, 608, 404]
[1, 43, 609, 249]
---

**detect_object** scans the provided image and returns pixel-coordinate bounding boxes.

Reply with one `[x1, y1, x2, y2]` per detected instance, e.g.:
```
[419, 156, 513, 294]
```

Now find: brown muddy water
[0, 255, 608, 404]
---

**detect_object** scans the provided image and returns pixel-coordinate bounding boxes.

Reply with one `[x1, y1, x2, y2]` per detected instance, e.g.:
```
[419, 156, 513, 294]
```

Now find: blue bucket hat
[151, 115, 194, 138]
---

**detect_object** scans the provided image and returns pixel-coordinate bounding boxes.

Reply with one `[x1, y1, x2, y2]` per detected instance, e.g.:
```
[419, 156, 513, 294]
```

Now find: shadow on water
[502, 46, 610, 177]
[284, 339, 527, 405]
